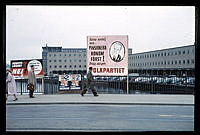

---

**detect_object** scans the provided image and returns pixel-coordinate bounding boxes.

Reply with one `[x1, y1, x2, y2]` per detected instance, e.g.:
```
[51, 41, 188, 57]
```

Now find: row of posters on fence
[59, 74, 81, 90]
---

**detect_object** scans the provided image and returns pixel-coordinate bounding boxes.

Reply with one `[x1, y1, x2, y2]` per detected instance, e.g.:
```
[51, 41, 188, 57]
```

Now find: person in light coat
[28, 65, 37, 98]
[6, 69, 18, 101]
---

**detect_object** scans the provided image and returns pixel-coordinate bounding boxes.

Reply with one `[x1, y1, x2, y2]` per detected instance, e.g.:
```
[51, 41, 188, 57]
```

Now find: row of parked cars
[132, 76, 195, 86]
[93, 76, 195, 86]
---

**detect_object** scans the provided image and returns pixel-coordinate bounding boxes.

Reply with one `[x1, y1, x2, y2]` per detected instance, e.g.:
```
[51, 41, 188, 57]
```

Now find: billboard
[87, 35, 128, 76]
[59, 74, 81, 90]
[10, 59, 44, 79]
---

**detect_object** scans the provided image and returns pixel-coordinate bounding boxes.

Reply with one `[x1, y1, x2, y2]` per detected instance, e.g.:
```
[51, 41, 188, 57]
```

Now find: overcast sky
[6, 6, 195, 64]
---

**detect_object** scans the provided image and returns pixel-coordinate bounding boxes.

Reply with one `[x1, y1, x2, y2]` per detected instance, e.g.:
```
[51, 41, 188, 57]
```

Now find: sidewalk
[6, 94, 194, 106]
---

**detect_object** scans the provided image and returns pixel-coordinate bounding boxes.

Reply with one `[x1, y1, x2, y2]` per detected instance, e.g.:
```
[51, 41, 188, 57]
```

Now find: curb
[6, 102, 194, 106]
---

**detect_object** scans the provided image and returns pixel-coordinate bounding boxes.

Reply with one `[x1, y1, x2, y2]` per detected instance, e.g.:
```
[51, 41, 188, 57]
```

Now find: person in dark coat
[28, 65, 37, 98]
[81, 67, 98, 96]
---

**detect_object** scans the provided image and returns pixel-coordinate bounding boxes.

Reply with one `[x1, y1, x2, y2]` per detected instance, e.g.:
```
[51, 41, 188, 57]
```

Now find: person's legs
[13, 94, 18, 101]
[81, 82, 87, 96]
[90, 86, 98, 96]
[29, 90, 34, 98]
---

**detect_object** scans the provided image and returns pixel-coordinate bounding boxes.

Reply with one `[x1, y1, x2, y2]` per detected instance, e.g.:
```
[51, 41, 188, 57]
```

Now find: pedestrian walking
[81, 67, 98, 96]
[6, 69, 18, 101]
[28, 65, 37, 98]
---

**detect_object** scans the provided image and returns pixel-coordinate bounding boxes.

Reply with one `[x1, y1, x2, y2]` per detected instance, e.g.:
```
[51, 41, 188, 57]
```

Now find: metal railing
[15, 77, 59, 95]
[14, 75, 195, 95]
[92, 76, 195, 94]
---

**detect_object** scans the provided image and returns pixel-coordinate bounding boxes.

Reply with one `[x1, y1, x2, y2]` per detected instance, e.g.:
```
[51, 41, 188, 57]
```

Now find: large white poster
[87, 35, 128, 76]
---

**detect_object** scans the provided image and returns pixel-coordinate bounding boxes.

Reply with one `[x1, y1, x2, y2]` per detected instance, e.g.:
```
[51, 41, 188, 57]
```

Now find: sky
[6, 6, 195, 64]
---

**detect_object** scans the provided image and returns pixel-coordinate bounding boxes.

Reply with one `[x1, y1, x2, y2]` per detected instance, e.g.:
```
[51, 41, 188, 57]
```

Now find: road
[6, 104, 194, 131]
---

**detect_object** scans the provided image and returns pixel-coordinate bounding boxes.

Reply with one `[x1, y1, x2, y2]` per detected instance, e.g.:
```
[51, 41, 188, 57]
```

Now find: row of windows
[130, 49, 194, 60]
[130, 59, 194, 67]
[49, 65, 87, 69]
[62, 49, 86, 53]
[49, 53, 86, 57]
[49, 59, 86, 63]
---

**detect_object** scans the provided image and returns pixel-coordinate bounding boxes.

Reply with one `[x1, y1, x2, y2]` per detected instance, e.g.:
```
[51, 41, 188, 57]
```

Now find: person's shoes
[81, 93, 84, 96]
[94, 94, 99, 96]
[13, 98, 18, 101]
[30, 96, 35, 98]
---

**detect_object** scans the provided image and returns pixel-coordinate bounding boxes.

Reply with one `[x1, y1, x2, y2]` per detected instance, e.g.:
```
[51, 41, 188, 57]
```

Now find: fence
[15, 75, 194, 95]
[92, 76, 195, 94]
[15, 77, 59, 95]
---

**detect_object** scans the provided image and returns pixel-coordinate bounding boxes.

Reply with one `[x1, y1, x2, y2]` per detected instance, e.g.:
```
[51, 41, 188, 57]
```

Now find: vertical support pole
[21, 79, 23, 95]
[127, 75, 129, 94]
[42, 77, 44, 94]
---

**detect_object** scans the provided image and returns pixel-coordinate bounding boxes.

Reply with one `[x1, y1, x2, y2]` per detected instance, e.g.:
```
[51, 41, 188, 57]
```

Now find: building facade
[42, 45, 195, 76]
[128, 45, 195, 76]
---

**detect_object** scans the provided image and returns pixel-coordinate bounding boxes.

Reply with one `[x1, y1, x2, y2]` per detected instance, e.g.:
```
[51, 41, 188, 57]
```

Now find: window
[183, 50, 185, 54]
[175, 60, 177, 64]
[54, 65, 57, 68]
[69, 65, 72, 68]
[183, 60, 185, 64]
[70, 60, 72, 62]
[74, 54, 76, 56]
[59, 65, 62, 68]
[179, 60, 181, 64]
[69, 54, 71, 57]
[54, 54, 56, 57]
[74, 65, 76, 68]
[49, 60, 51, 62]
[49, 65, 51, 68]
[171, 61, 173, 64]
[64, 60, 67, 62]
[59, 60, 62, 62]
[187, 60, 190, 64]
[64, 65, 67, 68]
[79, 60, 81, 62]
[54, 60, 57, 62]
[179, 51, 181, 55]
[49, 54, 51, 57]
[79, 65, 81, 68]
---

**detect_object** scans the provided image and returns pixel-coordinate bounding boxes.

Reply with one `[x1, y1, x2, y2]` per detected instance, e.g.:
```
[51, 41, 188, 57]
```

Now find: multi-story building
[42, 45, 195, 76]
[128, 45, 195, 76]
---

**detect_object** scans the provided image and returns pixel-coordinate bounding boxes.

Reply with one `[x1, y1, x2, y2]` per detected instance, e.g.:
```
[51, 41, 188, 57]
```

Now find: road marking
[159, 115, 175, 117]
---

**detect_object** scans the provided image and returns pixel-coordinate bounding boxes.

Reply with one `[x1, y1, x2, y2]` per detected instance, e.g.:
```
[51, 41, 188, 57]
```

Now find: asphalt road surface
[6, 104, 194, 131]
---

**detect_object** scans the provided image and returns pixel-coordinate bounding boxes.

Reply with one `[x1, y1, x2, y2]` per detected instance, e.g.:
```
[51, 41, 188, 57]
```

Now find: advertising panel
[87, 35, 128, 76]
[10, 59, 44, 79]
[59, 74, 81, 90]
